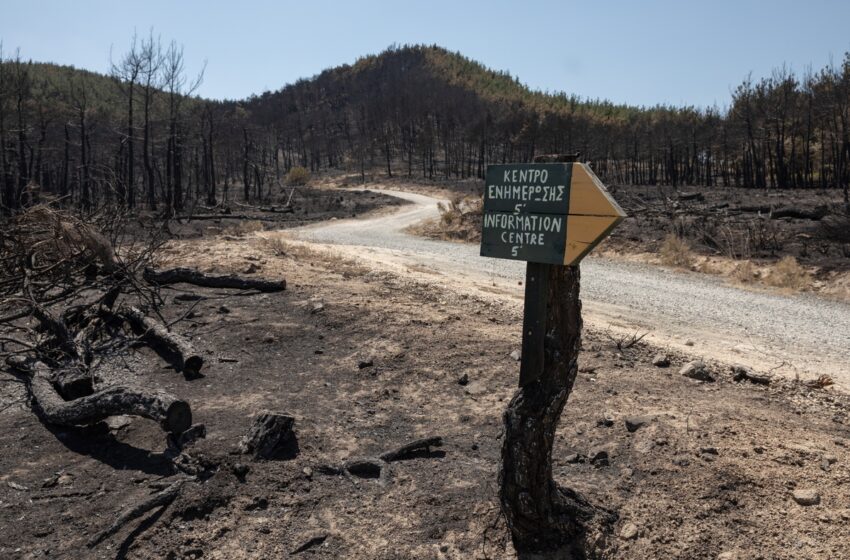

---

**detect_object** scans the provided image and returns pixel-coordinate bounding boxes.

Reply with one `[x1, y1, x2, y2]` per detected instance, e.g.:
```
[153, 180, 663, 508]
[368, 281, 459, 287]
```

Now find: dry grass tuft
[260, 236, 290, 257]
[224, 220, 264, 236]
[256, 234, 356, 269]
[285, 166, 311, 186]
[764, 256, 812, 291]
[732, 260, 758, 283]
[431, 195, 483, 242]
[659, 234, 694, 268]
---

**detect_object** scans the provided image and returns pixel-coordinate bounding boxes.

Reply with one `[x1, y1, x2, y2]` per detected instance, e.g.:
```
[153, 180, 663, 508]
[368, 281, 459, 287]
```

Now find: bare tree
[9, 50, 32, 209]
[139, 32, 163, 211]
[0, 42, 11, 213]
[110, 33, 144, 209]
[161, 41, 204, 214]
[66, 74, 92, 211]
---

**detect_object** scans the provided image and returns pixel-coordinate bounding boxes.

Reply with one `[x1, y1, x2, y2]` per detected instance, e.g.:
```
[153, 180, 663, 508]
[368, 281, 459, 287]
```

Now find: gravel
[295, 189, 850, 386]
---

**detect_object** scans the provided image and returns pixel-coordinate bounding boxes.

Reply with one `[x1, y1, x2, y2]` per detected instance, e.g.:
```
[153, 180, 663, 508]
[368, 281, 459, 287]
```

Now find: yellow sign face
[562, 163, 626, 265]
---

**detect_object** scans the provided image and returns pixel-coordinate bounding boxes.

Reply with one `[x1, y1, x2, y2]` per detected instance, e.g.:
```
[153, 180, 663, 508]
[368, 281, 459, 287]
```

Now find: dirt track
[294, 188, 850, 389]
[4, 203, 850, 559]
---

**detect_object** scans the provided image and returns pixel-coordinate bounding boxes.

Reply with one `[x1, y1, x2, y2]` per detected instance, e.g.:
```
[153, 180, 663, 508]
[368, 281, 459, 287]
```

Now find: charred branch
[144, 267, 286, 292]
[379, 436, 443, 462]
[120, 305, 203, 377]
[87, 479, 185, 548]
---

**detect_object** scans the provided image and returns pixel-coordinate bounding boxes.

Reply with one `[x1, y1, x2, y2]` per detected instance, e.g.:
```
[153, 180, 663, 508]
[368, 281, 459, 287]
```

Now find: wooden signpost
[481, 157, 626, 386]
[481, 154, 624, 552]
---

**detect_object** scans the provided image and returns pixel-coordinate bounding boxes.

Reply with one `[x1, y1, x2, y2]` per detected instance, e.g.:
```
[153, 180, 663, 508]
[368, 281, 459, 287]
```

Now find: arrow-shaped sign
[480, 162, 626, 266]
[561, 163, 627, 265]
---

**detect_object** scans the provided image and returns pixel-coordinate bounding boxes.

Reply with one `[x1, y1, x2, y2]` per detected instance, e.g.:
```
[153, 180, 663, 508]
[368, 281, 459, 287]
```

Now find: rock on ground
[731, 364, 771, 385]
[792, 488, 821, 506]
[680, 360, 714, 382]
[619, 522, 639, 540]
[625, 416, 650, 433]
[652, 353, 670, 367]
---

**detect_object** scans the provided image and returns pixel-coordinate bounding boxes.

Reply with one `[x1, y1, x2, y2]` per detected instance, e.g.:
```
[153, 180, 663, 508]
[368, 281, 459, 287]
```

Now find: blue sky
[1, 0, 849, 108]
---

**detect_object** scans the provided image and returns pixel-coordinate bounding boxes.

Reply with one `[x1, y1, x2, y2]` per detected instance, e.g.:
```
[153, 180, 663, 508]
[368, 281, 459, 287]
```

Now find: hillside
[1, 44, 849, 215]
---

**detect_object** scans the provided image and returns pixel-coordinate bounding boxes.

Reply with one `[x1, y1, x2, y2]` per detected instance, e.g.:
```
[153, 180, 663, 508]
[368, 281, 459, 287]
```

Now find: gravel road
[295, 189, 850, 386]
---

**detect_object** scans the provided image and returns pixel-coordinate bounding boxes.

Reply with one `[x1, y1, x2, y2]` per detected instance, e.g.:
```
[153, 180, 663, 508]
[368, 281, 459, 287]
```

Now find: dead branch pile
[0, 202, 198, 436]
[1, 199, 291, 547]
[1, 203, 121, 302]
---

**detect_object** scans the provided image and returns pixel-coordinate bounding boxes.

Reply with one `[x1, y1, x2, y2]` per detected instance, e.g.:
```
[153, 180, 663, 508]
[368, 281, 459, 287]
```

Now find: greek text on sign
[480, 163, 626, 265]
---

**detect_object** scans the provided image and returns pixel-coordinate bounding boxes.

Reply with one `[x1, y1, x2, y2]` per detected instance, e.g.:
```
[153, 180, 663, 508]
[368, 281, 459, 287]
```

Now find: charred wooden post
[238, 411, 295, 459]
[499, 265, 613, 553]
[8, 358, 192, 433]
[121, 305, 204, 377]
[498, 153, 616, 554]
[144, 267, 286, 292]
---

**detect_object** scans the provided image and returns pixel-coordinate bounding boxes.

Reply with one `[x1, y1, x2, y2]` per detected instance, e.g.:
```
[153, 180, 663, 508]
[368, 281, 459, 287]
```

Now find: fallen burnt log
[144, 267, 286, 292]
[177, 213, 282, 222]
[258, 205, 294, 214]
[120, 305, 204, 377]
[770, 206, 829, 220]
[677, 191, 705, 202]
[731, 204, 829, 220]
[234, 201, 295, 214]
[379, 436, 443, 462]
[6, 358, 192, 433]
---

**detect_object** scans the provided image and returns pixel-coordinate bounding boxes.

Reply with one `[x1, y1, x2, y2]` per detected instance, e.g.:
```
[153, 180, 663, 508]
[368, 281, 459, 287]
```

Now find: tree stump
[238, 411, 296, 459]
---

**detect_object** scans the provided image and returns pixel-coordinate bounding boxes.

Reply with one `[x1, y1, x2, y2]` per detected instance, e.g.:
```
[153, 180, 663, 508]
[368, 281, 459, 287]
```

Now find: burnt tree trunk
[499, 264, 614, 555]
